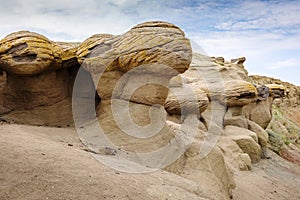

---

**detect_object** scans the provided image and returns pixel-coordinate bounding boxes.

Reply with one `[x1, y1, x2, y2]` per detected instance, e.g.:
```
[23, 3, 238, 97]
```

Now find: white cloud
[214, 0, 300, 31]
[0, 0, 143, 40]
[0, 0, 299, 85]
[190, 30, 300, 59]
[267, 59, 299, 69]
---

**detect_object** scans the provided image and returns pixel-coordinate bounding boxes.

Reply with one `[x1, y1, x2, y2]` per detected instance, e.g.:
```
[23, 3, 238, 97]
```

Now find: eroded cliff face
[250, 75, 300, 165]
[0, 21, 295, 199]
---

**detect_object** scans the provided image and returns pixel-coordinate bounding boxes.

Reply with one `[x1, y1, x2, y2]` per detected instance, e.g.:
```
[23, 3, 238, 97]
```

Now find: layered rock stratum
[250, 75, 300, 165]
[0, 21, 299, 200]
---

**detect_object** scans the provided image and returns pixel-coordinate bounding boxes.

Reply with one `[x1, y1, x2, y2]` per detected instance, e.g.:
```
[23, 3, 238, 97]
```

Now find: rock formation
[0, 31, 80, 126]
[0, 21, 295, 199]
[250, 75, 300, 165]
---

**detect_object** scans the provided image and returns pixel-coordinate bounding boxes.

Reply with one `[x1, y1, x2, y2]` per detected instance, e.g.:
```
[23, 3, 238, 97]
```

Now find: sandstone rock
[265, 84, 285, 98]
[225, 126, 261, 163]
[81, 21, 192, 104]
[1, 70, 71, 110]
[164, 85, 209, 115]
[94, 99, 175, 152]
[243, 96, 273, 129]
[250, 75, 298, 107]
[222, 80, 257, 107]
[184, 54, 221, 94]
[247, 120, 269, 147]
[118, 72, 171, 105]
[218, 136, 252, 171]
[82, 45, 235, 199]
[166, 143, 235, 200]
[238, 153, 252, 170]
[0, 31, 56, 75]
[94, 66, 173, 104]
[76, 34, 113, 64]
[182, 53, 251, 101]
[213, 55, 249, 81]
[0, 23, 291, 200]
[95, 70, 123, 100]
[72, 67, 99, 125]
[169, 75, 186, 87]
[247, 119, 269, 158]
[0, 69, 77, 126]
[225, 125, 258, 143]
[83, 21, 192, 76]
[202, 101, 226, 128]
[231, 135, 261, 163]
[0, 33, 87, 126]
[224, 107, 248, 129]
[230, 57, 246, 65]
[0, 31, 78, 76]
[0, 31, 81, 126]
[224, 116, 248, 129]
[54, 41, 80, 68]
[0, 98, 73, 126]
[212, 57, 225, 65]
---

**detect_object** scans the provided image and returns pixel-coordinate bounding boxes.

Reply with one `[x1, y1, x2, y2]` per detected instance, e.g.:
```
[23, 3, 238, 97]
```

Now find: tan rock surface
[250, 75, 298, 107]
[225, 126, 261, 163]
[250, 75, 300, 164]
[0, 31, 78, 75]
[118, 72, 171, 105]
[243, 96, 273, 129]
[218, 136, 252, 171]
[2, 70, 71, 110]
[247, 120, 269, 147]
[77, 34, 113, 64]
[164, 85, 209, 115]
[82, 21, 192, 89]
[166, 134, 235, 200]
[0, 21, 298, 200]
[224, 107, 248, 128]
[231, 135, 261, 163]
[222, 80, 257, 106]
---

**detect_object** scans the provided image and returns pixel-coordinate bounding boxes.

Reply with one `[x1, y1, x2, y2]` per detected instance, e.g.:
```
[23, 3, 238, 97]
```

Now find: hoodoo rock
[0, 21, 293, 200]
[0, 31, 58, 75]
[0, 31, 80, 126]
[82, 21, 192, 102]
[0, 31, 78, 75]
[76, 34, 113, 64]
[250, 75, 300, 165]
[222, 80, 257, 106]
[83, 21, 192, 74]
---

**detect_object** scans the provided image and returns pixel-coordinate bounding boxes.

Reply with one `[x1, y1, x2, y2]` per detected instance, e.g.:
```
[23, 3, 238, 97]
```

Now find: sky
[0, 0, 299, 85]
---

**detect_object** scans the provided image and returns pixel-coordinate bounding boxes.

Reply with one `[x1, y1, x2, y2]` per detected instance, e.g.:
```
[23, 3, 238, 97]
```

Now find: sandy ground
[1, 124, 300, 200]
[233, 151, 300, 200]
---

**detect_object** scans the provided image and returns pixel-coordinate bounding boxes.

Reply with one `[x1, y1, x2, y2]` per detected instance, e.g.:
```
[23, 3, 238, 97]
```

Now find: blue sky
[1, 0, 299, 85]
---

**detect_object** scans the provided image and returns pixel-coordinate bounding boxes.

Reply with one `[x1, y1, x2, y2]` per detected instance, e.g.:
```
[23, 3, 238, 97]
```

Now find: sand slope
[1, 124, 300, 200]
